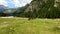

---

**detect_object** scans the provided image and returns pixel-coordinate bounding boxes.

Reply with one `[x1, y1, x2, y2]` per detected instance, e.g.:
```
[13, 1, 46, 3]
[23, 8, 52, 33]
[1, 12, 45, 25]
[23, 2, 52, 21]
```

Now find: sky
[0, 0, 32, 8]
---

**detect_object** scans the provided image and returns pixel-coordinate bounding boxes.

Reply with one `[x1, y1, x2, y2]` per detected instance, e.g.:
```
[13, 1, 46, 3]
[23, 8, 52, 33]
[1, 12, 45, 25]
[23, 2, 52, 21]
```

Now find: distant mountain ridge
[0, 4, 29, 16]
[0, 5, 8, 12]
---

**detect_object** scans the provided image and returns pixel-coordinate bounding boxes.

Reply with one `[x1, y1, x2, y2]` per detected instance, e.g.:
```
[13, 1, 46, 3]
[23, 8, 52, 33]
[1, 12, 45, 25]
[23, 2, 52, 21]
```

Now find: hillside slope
[25, 0, 60, 18]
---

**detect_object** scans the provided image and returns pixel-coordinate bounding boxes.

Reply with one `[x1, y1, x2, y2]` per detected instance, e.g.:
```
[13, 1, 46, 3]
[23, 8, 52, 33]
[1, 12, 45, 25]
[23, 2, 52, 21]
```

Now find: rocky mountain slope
[25, 0, 60, 12]
[24, 0, 60, 18]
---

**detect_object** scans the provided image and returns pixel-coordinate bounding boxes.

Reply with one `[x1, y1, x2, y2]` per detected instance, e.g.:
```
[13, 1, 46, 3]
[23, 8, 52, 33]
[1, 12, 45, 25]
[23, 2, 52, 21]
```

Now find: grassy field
[0, 17, 60, 34]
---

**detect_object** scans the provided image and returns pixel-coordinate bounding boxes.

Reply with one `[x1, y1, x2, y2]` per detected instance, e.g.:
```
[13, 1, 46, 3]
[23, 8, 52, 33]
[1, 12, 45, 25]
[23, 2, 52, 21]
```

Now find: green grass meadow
[0, 17, 60, 34]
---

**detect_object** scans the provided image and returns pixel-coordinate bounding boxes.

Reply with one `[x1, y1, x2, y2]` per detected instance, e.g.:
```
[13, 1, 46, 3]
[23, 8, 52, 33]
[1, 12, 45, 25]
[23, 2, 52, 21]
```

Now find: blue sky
[0, 0, 32, 8]
[6, 0, 15, 8]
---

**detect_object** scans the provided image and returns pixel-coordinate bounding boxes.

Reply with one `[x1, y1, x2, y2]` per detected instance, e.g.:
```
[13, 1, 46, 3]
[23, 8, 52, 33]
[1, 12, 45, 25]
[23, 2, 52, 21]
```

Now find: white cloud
[0, 0, 8, 6]
[13, 0, 32, 7]
[20, 0, 32, 6]
[0, 0, 32, 8]
[13, 0, 21, 7]
[22, 0, 32, 3]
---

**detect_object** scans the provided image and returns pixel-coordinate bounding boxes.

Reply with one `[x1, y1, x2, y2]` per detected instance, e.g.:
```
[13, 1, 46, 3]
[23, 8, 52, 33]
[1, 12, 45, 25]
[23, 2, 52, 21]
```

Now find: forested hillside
[24, 0, 60, 18]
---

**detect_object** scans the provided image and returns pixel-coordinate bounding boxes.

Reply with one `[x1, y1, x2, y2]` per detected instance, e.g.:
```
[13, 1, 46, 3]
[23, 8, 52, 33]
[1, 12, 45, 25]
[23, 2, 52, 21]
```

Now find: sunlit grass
[0, 17, 60, 34]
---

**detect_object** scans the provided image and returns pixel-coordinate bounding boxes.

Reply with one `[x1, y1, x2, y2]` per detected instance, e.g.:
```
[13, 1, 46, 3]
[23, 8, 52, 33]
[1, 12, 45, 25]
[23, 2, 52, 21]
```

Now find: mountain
[25, 0, 60, 12]
[12, 4, 29, 16]
[24, 0, 60, 18]
[25, 0, 39, 13]
[0, 5, 8, 12]
[0, 5, 16, 16]
[0, 4, 29, 16]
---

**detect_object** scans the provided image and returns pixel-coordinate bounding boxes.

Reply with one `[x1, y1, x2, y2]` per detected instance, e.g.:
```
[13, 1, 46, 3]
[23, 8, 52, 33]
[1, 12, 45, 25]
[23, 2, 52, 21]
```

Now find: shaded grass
[0, 17, 60, 34]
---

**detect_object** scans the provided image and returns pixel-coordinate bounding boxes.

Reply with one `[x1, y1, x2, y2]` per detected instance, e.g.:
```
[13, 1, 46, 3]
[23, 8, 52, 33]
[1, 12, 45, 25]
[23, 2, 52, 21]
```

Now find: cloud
[20, 0, 32, 6]
[22, 0, 32, 3]
[0, 0, 8, 6]
[13, 0, 21, 7]
[13, 0, 32, 7]
[0, 0, 32, 8]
